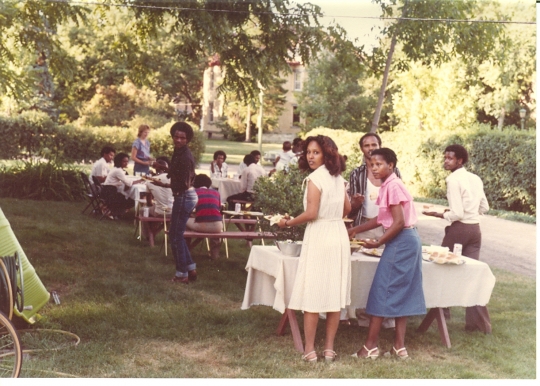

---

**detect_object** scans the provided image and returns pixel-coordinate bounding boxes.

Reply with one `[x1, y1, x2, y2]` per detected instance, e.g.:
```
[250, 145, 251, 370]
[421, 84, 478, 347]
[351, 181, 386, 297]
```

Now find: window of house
[209, 101, 214, 122]
[292, 105, 300, 126]
[293, 69, 302, 91]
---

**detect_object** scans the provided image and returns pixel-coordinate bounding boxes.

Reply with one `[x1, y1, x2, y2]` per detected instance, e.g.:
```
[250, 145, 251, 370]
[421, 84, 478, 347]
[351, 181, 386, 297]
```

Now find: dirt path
[414, 202, 536, 278]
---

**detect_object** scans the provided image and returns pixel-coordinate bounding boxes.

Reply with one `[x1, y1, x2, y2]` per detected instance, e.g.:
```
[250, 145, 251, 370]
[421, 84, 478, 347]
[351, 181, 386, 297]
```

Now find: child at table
[347, 148, 425, 360]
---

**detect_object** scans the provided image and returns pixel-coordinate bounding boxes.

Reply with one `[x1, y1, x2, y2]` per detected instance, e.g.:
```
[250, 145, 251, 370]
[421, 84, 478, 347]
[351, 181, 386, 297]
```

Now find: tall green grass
[0, 198, 535, 378]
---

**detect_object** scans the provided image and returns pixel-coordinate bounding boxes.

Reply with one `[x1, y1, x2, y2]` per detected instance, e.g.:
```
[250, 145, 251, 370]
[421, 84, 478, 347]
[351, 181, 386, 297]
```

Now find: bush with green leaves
[254, 164, 308, 241]
[0, 112, 205, 165]
[0, 160, 84, 201]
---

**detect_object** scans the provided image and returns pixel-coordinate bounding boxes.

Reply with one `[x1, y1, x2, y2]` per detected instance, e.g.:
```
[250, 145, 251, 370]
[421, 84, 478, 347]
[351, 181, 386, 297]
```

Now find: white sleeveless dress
[288, 165, 351, 313]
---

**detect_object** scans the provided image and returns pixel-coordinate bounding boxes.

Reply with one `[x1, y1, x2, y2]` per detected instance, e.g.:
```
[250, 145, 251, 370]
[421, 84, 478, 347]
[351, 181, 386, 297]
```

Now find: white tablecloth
[124, 176, 147, 202]
[241, 246, 496, 314]
[211, 177, 243, 203]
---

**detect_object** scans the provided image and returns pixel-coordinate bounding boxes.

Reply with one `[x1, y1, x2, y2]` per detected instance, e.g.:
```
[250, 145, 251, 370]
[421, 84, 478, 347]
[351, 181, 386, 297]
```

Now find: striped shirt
[194, 188, 222, 223]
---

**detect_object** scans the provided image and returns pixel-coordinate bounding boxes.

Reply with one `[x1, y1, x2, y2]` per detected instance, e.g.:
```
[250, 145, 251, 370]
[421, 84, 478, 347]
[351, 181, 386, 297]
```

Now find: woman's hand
[361, 238, 379, 249]
[277, 214, 291, 229]
[347, 226, 358, 238]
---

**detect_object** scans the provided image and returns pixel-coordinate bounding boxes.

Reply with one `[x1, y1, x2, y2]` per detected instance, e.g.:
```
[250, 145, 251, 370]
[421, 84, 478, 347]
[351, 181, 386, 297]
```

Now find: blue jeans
[170, 189, 198, 277]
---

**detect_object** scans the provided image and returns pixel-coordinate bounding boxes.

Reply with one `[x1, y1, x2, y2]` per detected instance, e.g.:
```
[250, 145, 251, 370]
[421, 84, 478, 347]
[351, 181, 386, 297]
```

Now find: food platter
[422, 252, 465, 265]
[360, 247, 383, 257]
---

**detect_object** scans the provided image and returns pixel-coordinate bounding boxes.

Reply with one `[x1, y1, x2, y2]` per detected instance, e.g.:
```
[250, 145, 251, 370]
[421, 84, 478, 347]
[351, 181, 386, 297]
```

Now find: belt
[403, 225, 415, 229]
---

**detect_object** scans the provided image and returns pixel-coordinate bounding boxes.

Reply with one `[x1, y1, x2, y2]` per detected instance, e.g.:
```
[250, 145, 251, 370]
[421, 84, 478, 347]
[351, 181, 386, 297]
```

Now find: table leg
[417, 308, 451, 348]
[276, 308, 304, 353]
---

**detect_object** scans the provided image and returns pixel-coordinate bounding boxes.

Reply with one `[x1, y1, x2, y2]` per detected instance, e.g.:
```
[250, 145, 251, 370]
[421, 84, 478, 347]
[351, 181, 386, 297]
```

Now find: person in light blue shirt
[131, 124, 154, 175]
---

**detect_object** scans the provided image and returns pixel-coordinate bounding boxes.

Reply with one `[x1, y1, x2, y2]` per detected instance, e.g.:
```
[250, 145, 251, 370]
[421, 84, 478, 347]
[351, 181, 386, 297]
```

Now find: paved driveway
[414, 202, 536, 278]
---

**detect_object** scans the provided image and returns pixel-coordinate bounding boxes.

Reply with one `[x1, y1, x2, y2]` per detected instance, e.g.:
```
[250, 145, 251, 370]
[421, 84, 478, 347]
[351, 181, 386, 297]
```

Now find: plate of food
[423, 252, 465, 265]
[349, 239, 365, 254]
[343, 218, 353, 223]
[360, 247, 383, 257]
[140, 175, 160, 183]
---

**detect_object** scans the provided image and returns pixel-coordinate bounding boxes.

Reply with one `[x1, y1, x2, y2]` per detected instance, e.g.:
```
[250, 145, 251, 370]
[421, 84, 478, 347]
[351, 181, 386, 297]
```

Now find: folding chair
[80, 172, 100, 215]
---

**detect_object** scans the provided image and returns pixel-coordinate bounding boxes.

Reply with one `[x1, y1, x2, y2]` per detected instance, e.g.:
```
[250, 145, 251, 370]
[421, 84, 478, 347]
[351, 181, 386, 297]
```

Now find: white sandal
[302, 350, 317, 363]
[392, 346, 409, 360]
[322, 349, 337, 362]
[351, 345, 379, 360]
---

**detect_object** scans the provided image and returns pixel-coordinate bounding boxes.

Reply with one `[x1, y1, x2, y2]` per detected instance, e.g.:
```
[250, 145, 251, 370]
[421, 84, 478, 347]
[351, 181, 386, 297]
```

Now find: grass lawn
[0, 198, 535, 379]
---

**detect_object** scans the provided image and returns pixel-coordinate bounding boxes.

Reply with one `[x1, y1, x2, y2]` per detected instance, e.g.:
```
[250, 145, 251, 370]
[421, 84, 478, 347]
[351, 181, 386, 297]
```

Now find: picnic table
[241, 245, 496, 352]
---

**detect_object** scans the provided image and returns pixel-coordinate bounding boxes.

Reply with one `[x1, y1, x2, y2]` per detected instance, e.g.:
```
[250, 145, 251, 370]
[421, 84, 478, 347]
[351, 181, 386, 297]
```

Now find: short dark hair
[193, 174, 212, 189]
[444, 144, 469, 164]
[243, 154, 256, 166]
[156, 156, 170, 165]
[359, 132, 382, 147]
[170, 121, 194, 142]
[298, 135, 346, 176]
[250, 150, 261, 157]
[213, 150, 227, 161]
[371, 148, 398, 168]
[100, 146, 115, 157]
[113, 152, 129, 168]
[292, 137, 303, 147]
[283, 141, 292, 151]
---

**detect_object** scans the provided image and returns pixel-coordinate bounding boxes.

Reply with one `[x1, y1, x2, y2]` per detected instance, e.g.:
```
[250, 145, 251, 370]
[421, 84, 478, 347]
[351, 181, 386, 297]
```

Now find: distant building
[201, 56, 306, 139]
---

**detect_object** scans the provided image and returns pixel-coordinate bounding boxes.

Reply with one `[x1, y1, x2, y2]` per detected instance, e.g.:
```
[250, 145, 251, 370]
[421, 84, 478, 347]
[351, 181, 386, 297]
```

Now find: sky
[295, 0, 384, 50]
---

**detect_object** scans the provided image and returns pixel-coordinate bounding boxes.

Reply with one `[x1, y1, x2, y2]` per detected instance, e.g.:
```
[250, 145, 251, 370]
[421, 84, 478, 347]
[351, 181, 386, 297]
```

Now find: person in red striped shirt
[187, 174, 223, 259]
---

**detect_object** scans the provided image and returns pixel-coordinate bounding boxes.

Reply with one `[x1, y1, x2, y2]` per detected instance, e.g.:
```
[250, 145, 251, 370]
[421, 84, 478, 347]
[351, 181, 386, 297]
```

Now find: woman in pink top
[347, 148, 425, 360]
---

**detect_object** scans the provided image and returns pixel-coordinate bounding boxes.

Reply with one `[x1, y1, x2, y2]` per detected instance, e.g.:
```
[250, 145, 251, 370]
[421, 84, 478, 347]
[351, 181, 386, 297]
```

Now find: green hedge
[0, 160, 85, 201]
[0, 112, 205, 165]
[303, 126, 536, 215]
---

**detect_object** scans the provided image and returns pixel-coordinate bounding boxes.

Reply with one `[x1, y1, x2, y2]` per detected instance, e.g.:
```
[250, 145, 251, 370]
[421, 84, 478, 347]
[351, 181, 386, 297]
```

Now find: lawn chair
[80, 172, 100, 215]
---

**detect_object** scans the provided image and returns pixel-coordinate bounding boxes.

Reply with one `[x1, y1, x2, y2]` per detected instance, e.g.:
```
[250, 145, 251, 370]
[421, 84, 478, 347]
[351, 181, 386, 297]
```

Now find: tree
[296, 51, 376, 131]
[0, 0, 87, 104]
[369, 0, 503, 132]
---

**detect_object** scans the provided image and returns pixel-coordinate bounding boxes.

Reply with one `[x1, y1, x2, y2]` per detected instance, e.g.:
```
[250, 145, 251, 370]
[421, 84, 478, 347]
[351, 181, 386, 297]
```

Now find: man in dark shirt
[168, 122, 198, 284]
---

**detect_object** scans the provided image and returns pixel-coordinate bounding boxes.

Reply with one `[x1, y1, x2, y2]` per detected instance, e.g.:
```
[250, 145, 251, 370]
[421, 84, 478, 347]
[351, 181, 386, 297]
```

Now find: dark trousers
[101, 185, 135, 217]
[441, 221, 492, 333]
[226, 191, 254, 211]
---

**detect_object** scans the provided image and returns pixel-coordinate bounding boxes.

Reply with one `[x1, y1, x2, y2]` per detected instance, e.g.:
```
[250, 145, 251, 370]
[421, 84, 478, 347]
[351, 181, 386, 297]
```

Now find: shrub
[0, 160, 85, 201]
[254, 164, 308, 241]
[0, 113, 205, 166]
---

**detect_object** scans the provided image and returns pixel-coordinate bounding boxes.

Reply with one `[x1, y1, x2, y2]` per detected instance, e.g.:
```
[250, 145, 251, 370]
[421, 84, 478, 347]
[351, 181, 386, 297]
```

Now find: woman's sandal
[171, 276, 189, 284]
[391, 346, 409, 360]
[322, 349, 337, 363]
[351, 345, 379, 360]
[302, 351, 318, 363]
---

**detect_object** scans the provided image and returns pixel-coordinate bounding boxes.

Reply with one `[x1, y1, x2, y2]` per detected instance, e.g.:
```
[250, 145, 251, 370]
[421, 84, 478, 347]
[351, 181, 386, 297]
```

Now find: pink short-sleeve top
[376, 173, 417, 229]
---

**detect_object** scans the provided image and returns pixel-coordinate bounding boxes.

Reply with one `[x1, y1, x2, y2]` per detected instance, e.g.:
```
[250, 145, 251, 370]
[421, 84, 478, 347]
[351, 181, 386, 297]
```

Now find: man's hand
[347, 226, 357, 238]
[350, 193, 364, 210]
[422, 211, 444, 218]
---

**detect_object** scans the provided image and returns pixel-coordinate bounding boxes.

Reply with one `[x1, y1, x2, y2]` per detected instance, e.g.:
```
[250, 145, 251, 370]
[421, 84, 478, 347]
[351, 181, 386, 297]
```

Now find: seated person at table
[226, 154, 265, 211]
[210, 150, 228, 178]
[238, 150, 266, 176]
[91, 146, 115, 185]
[101, 152, 143, 219]
[142, 159, 173, 239]
[149, 156, 170, 176]
[186, 174, 223, 259]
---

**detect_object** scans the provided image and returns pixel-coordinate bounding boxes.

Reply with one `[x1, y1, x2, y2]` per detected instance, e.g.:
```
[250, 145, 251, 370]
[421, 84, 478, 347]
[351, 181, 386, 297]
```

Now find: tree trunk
[371, 0, 409, 133]
[371, 33, 397, 133]
[257, 90, 264, 153]
[497, 107, 505, 130]
[245, 104, 252, 142]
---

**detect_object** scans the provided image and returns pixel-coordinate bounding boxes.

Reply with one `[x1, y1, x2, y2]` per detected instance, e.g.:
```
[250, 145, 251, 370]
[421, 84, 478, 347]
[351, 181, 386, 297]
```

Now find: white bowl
[275, 241, 302, 257]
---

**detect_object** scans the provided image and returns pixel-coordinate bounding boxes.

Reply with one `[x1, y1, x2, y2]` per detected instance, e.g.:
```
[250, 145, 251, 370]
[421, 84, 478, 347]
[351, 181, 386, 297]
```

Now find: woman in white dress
[278, 135, 351, 362]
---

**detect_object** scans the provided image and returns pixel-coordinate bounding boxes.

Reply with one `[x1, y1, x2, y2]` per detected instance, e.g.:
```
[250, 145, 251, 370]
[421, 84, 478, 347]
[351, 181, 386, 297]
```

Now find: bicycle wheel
[0, 311, 22, 378]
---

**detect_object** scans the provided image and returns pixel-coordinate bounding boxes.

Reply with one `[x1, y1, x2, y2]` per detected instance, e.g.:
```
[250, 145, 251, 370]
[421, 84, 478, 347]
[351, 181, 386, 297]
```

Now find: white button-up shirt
[443, 167, 489, 224]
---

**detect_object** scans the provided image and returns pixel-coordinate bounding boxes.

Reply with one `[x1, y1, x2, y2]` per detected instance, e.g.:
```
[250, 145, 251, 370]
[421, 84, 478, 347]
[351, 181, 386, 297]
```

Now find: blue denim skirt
[365, 228, 426, 318]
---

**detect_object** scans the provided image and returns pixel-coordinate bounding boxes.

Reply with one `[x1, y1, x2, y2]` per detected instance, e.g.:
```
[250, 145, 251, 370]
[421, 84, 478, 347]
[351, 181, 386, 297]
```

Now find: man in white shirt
[91, 146, 115, 184]
[226, 154, 265, 210]
[238, 150, 266, 176]
[423, 144, 491, 333]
